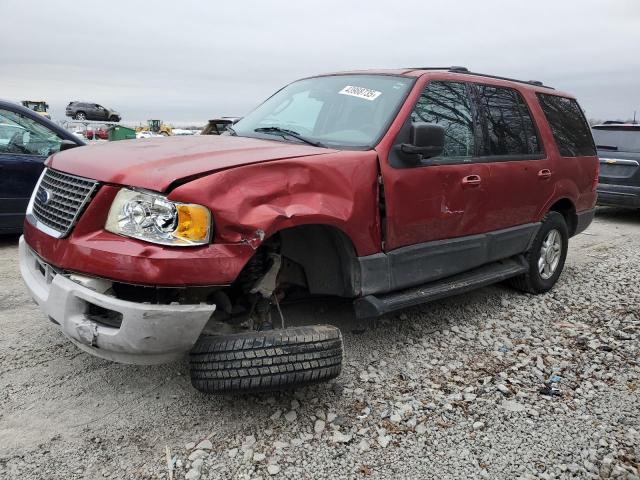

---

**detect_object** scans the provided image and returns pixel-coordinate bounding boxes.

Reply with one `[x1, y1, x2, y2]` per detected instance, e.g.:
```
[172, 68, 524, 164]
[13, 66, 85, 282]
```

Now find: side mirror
[59, 139, 79, 152]
[400, 122, 445, 161]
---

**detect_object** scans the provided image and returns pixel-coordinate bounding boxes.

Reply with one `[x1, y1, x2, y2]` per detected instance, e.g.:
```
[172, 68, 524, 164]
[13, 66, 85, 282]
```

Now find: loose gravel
[1, 207, 639, 480]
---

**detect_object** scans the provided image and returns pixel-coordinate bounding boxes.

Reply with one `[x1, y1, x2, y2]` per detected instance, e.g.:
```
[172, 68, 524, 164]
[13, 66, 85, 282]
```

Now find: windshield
[232, 74, 414, 149]
[592, 127, 640, 153]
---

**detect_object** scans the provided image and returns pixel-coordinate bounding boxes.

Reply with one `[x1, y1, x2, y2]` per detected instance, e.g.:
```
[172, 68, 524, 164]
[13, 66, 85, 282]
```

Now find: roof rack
[407, 66, 554, 89]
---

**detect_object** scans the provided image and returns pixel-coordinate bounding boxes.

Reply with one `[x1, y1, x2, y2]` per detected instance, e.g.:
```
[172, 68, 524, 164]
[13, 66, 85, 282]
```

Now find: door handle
[462, 174, 481, 186]
[538, 169, 552, 179]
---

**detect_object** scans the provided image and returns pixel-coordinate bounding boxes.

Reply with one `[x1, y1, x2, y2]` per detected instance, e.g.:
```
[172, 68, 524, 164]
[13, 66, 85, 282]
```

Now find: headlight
[105, 188, 211, 246]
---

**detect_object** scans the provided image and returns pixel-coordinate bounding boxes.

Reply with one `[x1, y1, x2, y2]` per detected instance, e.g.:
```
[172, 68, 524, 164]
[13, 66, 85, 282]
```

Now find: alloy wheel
[538, 228, 562, 280]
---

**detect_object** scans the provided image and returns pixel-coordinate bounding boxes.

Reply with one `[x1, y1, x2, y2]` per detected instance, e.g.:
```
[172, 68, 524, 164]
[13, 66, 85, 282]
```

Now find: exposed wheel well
[549, 198, 577, 236]
[277, 225, 360, 298]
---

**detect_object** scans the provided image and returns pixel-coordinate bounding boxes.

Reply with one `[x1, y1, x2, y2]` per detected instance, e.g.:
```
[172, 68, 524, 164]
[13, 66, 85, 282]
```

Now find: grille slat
[31, 169, 98, 237]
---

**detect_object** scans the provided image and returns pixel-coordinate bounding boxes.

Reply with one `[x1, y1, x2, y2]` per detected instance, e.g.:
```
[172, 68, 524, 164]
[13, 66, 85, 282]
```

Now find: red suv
[20, 67, 598, 394]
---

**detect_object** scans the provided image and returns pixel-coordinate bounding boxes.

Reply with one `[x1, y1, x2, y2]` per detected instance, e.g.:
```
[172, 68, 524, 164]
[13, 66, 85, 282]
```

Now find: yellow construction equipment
[21, 100, 50, 119]
[136, 119, 172, 136]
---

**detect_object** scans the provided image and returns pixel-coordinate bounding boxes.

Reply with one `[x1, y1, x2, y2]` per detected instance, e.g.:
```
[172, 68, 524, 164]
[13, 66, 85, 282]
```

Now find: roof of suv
[320, 66, 571, 97]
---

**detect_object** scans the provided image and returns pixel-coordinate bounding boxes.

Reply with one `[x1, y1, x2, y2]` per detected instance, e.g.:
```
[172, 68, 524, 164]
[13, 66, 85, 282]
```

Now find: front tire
[189, 325, 343, 394]
[74, 112, 86, 120]
[510, 211, 568, 294]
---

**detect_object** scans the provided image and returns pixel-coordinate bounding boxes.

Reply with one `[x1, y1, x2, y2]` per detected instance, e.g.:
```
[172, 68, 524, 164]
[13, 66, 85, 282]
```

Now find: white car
[136, 131, 162, 139]
[70, 127, 87, 140]
[171, 128, 195, 136]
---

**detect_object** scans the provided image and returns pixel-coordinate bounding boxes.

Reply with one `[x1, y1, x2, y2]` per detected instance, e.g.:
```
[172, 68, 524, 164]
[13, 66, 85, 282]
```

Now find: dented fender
[24, 150, 382, 287]
[169, 150, 382, 257]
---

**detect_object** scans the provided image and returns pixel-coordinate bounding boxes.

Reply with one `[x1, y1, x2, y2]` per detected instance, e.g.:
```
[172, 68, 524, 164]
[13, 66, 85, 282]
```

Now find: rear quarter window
[536, 93, 596, 157]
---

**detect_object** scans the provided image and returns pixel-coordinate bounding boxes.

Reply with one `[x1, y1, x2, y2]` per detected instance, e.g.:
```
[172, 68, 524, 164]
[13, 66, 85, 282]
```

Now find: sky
[1, 0, 639, 125]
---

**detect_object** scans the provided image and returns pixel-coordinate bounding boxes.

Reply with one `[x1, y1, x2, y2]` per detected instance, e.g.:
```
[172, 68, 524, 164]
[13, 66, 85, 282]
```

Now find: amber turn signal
[176, 204, 211, 242]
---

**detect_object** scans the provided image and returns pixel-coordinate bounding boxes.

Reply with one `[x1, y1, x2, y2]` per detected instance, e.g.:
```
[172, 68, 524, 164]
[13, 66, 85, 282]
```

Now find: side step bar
[353, 256, 528, 319]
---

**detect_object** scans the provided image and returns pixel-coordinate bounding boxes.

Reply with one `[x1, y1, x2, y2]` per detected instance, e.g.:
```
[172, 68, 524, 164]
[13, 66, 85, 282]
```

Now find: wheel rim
[538, 228, 562, 280]
[76, 113, 85, 120]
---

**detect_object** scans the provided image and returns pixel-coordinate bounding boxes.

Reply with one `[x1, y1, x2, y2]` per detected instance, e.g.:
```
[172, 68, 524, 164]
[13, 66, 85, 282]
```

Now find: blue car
[0, 100, 84, 233]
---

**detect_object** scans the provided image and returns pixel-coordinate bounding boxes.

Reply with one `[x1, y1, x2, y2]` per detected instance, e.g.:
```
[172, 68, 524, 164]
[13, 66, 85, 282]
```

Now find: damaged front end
[19, 231, 301, 365]
[19, 238, 215, 365]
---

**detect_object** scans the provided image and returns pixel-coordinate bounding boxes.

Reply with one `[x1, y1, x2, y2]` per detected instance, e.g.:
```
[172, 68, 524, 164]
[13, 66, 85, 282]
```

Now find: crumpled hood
[47, 135, 335, 191]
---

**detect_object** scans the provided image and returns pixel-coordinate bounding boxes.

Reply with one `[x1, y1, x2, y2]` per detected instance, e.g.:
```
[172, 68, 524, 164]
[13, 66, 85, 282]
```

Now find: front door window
[411, 81, 476, 160]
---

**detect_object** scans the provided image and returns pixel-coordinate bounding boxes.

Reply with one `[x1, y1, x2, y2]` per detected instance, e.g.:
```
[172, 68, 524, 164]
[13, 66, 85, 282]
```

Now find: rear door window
[410, 81, 476, 160]
[536, 94, 596, 157]
[475, 85, 541, 156]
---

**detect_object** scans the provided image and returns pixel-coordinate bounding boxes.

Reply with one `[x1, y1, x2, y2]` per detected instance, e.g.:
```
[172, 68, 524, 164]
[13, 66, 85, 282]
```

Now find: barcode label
[338, 85, 382, 101]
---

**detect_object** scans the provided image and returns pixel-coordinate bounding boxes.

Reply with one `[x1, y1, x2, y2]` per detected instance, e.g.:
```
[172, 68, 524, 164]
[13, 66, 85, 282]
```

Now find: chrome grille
[28, 168, 98, 238]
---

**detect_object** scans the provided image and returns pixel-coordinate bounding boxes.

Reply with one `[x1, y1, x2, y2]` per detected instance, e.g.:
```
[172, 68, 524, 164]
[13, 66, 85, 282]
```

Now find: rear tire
[190, 325, 343, 394]
[510, 211, 568, 294]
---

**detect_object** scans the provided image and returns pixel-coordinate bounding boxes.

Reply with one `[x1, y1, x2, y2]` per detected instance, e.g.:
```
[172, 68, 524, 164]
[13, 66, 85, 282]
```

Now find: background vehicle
[136, 130, 162, 139]
[172, 129, 197, 136]
[85, 127, 109, 140]
[20, 67, 597, 394]
[201, 117, 241, 135]
[136, 119, 172, 136]
[70, 127, 86, 140]
[65, 102, 121, 122]
[0, 99, 84, 233]
[593, 123, 640, 208]
[21, 100, 50, 119]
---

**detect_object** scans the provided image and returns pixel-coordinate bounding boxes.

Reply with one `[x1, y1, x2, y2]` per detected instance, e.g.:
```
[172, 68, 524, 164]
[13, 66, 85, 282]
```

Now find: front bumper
[19, 236, 215, 365]
[597, 183, 640, 208]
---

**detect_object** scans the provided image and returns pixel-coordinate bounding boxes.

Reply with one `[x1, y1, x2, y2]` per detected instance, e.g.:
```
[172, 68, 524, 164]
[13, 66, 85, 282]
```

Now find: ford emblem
[36, 188, 53, 206]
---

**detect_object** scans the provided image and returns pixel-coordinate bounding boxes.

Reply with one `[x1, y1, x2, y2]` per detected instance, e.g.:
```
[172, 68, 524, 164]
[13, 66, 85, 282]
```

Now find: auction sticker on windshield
[339, 85, 382, 101]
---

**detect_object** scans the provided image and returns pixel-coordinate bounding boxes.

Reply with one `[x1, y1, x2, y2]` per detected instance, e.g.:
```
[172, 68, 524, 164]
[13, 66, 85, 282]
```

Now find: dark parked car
[65, 102, 121, 122]
[593, 123, 640, 208]
[0, 99, 84, 233]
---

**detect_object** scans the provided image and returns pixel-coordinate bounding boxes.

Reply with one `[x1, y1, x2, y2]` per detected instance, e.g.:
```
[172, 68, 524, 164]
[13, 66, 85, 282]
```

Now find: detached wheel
[511, 211, 568, 294]
[190, 325, 343, 394]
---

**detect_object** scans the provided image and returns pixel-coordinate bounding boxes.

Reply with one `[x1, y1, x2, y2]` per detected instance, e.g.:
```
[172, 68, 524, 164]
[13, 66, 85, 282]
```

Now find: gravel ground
[1, 207, 639, 480]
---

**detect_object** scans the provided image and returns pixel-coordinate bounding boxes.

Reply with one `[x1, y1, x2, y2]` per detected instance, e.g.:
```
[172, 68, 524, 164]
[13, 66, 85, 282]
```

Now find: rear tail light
[592, 161, 600, 191]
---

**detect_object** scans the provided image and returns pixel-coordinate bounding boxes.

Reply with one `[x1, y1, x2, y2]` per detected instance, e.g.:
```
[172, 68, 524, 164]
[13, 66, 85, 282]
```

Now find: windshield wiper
[254, 127, 325, 148]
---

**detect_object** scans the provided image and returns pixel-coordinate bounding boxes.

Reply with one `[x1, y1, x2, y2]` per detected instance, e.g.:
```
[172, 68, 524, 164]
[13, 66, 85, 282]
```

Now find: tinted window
[476, 85, 541, 156]
[592, 127, 640, 153]
[537, 94, 596, 157]
[411, 81, 475, 159]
